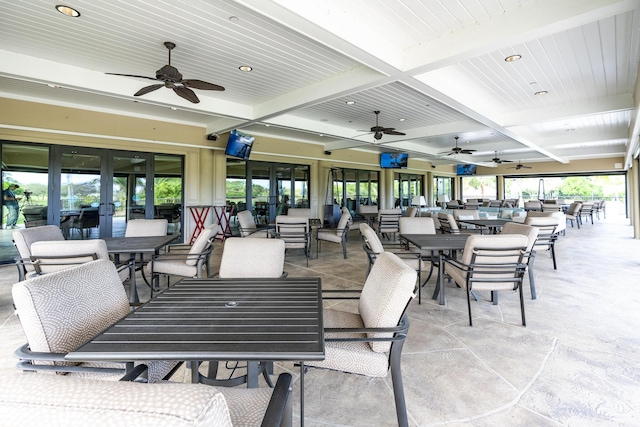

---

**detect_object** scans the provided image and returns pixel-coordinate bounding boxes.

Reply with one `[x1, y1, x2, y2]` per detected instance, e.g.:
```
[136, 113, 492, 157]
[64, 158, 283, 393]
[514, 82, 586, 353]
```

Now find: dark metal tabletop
[400, 234, 469, 251]
[103, 234, 178, 254]
[456, 218, 512, 228]
[67, 277, 325, 362]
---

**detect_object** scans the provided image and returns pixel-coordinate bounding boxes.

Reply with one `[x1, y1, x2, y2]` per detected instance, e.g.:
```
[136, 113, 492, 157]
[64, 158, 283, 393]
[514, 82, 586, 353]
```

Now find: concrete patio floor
[1, 214, 639, 426]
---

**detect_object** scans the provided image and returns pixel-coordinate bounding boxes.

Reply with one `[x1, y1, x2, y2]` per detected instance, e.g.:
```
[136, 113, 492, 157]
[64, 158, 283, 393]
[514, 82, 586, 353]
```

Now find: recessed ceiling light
[398, 118, 406, 122]
[239, 66, 253, 72]
[319, 134, 324, 137]
[46, 83, 61, 88]
[263, 124, 270, 127]
[566, 128, 575, 132]
[229, 16, 239, 22]
[55, 5, 80, 17]
[345, 100, 356, 105]
[170, 107, 177, 111]
[504, 54, 522, 62]
[535, 90, 548, 96]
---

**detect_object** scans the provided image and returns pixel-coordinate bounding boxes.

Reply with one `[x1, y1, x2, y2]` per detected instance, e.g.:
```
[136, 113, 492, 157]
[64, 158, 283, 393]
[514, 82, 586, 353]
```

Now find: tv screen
[380, 152, 408, 169]
[225, 130, 255, 160]
[457, 164, 477, 176]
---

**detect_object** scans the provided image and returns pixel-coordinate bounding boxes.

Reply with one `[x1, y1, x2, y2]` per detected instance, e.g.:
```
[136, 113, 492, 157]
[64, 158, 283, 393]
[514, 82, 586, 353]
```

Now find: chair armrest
[14, 343, 127, 376]
[261, 373, 293, 427]
[324, 315, 410, 343]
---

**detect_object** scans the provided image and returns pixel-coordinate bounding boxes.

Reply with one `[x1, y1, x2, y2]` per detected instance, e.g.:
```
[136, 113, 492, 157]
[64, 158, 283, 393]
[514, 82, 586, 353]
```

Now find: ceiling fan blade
[134, 84, 163, 96]
[174, 86, 200, 103]
[182, 79, 225, 91]
[501, 159, 513, 162]
[384, 130, 406, 136]
[460, 149, 476, 154]
[106, 72, 158, 81]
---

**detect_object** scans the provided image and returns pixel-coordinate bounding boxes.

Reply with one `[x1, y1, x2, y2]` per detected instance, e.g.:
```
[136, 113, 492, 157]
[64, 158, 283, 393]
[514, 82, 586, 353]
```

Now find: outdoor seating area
[0, 213, 638, 426]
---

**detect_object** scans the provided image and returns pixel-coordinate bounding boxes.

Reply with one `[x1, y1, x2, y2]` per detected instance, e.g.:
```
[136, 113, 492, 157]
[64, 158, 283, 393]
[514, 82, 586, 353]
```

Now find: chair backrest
[399, 217, 436, 235]
[237, 210, 258, 236]
[437, 212, 460, 234]
[403, 207, 417, 217]
[275, 215, 309, 248]
[29, 239, 111, 274]
[566, 202, 582, 216]
[524, 201, 542, 210]
[12, 226, 65, 273]
[335, 211, 351, 237]
[524, 216, 558, 245]
[125, 219, 168, 237]
[500, 222, 539, 252]
[12, 259, 129, 358]
[453, 209, 480, 221]
[460, 234, 528, 265]
[359, 223, 384, 254]
[359, 205, 378, 215]
[541, 204, 562, 212]
[377, 209, 401, 233]
[186, 224, 218, 266]
[287, 208, 311, 218]
[218, 237, 285, 278]
[340, 206, 354, 226]
[359, 252, 417, 353]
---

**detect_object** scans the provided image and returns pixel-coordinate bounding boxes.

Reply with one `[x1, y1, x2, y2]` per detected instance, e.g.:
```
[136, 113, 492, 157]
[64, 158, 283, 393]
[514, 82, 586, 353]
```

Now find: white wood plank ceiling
[0, 0, 638, 168]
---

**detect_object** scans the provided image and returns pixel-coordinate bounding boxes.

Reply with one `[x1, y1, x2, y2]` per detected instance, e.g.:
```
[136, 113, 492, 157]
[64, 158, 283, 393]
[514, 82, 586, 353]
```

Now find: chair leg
[389, 340, 409, 427]
[550, 245, 557, 270]
[467, 285, 473, 326]
[519, 283, 526, 326]
[528, 252, 537, 300]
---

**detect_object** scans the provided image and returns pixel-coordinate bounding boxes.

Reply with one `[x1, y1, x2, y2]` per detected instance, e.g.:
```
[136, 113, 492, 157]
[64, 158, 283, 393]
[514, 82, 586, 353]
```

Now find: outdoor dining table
[104, 234, 178, 304]
[66, 276, 325, 426]
[399, 234, 469, 305]
[456, 218, 512, 234]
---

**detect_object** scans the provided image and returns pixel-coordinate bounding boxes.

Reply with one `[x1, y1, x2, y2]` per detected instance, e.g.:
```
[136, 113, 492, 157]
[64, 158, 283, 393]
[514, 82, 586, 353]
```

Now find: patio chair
[398, 216, 437, 292]
[565, 202, 582, 229]
[124, 218, 168, 237]
[360, 223, 427, 301]
[69, 206, 100, 239]
[403, 206, 417, 217]
[29, 239, 131, 283]
[500, 222, 539, 299]
[12, 259, 179, 383]
[452, 209, 487, 233]
[21, 205, 48, 228]
[237, 209, 270, 238]
[443, 234, 529, 326]
[524, 200, 542, 211]
[374, 208, 401, 241]
[12, 225, 65, 281]
[275, 215, 310, 266]
[579, 202, 595, 225]
[437, 212, 462, 234]
[524, 216, 559, 270]
[340, 206, 354, 227]
[316, 209, 351, 259]
[305, 251, 417, 427]
[0, 371, 293, 427]
[146, 224, 217, 296]
[218, 237, 286, 279]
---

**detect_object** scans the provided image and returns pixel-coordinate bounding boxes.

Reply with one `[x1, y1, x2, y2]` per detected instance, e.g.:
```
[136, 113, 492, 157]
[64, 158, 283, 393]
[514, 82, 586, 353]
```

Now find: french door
[50, 147, 154, 238]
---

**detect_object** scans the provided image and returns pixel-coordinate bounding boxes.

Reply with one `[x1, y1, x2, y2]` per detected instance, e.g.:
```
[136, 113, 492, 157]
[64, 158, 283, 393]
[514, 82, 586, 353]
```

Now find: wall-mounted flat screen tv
[380, 152, 408, 169]
[456, 164, 477, 176]
[225, 130, 255, 160]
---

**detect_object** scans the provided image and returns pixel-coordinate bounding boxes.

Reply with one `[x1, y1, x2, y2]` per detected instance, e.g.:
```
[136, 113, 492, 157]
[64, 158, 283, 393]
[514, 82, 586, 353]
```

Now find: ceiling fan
[487, 151, 513, 164]
[366, 111, 406, 140]
[439, 136, 476, 155]
[508, 161, 532, 170]
[106, 41, 225, 104]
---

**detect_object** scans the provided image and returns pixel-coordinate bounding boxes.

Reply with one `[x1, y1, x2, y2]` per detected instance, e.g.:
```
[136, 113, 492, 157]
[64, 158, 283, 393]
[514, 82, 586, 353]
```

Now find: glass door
[50, 147, 154, 238]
